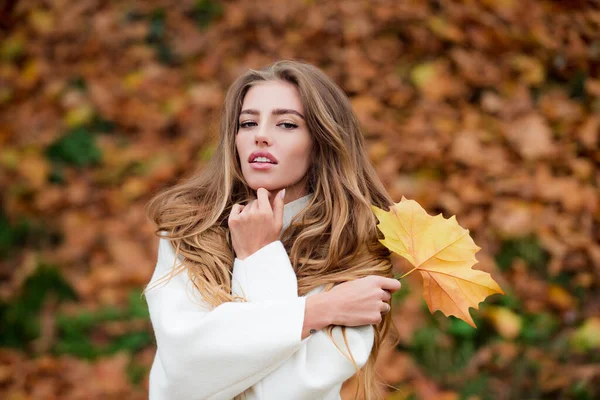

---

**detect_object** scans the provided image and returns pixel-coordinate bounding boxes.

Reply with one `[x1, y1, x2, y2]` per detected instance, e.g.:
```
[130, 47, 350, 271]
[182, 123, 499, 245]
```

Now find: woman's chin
[247, 181, 281, 193]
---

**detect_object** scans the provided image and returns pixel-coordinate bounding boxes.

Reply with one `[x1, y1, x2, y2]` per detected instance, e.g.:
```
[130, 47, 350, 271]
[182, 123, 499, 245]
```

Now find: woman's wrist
[235, 239, 280, 261]
[301, 292, 336, 339]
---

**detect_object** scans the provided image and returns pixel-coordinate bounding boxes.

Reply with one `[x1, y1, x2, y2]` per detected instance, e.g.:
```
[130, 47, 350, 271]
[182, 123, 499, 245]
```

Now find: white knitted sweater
[146, 194, 374, 399]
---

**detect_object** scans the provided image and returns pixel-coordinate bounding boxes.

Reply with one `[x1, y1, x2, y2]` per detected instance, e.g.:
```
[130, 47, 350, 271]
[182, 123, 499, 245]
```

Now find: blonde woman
[145, 60, 401, 400]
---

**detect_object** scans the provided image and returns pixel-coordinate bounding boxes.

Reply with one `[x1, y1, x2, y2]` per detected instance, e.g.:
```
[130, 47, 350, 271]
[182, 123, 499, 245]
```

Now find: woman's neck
[282, 192, 313, 231]
[281, 174, 310, 204]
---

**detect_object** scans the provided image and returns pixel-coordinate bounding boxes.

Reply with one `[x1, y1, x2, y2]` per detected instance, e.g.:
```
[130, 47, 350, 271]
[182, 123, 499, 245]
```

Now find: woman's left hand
[228, 188, 285, 260]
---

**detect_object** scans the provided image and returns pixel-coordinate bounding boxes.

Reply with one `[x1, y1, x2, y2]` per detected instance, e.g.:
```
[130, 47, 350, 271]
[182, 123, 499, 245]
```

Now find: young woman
[145, 60, 401, 400]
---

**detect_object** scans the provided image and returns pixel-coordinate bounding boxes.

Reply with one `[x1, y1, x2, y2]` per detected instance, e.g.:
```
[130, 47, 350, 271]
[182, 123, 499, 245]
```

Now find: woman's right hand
[303, 276, 401, 337]
[228, 187, 285, 260]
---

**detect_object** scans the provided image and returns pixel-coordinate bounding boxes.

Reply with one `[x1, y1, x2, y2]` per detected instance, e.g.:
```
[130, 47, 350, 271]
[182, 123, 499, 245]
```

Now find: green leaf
[460, 375, 493, 400]
[522, 312, 559, 344]
[128, 290, 150, 318]
[569, 70, 586, 100]
[108, 331, 152, 354]
[190, 0, 223, 29]
[46, 127, 102, 167]
[495, 235, 549, 272]
[448, 318, 477, 339]
[53, 290, 152, 360]
[0, 264, 77, 349]
[0, 212, 27, 257]
[146, 9, 166, 44]
[67, 75, 87, 91]
[88, 114, 117, 134]
[127, 360, 148, 385]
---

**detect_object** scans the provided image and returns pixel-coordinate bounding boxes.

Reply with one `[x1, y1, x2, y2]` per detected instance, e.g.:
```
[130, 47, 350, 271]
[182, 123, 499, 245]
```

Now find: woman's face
[236, 80, 313, 203]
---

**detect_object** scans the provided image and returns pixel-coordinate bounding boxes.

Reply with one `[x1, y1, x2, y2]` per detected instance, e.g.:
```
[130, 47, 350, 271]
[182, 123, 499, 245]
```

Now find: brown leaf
[105, 236, 153, 284]
[578, 116, 599, 149]
[503, 113, 555, 160]
[489, 200, 538, 238]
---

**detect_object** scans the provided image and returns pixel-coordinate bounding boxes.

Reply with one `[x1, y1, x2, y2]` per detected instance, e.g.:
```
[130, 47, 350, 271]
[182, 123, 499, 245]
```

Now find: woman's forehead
[241, 80, 304, 114]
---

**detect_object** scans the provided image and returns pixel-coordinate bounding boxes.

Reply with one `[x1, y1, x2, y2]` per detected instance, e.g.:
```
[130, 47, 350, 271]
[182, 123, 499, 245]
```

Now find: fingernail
[280, 189, 286, 199]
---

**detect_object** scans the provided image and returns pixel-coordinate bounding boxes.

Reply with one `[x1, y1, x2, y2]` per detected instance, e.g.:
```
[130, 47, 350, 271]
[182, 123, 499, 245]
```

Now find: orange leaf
[372, 197, 504, 327]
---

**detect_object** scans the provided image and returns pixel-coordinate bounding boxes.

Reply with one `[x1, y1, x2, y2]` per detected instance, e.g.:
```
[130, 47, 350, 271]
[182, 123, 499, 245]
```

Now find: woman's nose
[254, 123, 272, 145]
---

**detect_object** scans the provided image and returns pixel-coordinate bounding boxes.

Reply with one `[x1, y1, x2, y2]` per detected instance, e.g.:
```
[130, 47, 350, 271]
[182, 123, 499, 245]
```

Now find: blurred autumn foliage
[0, 0, 599, 399]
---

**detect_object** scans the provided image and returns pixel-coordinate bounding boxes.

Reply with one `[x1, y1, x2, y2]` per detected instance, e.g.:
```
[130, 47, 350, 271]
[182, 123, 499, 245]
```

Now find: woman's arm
[231, 241, 382, 399]
[146, 237, 308, 400]
[256, 324, 374, 399]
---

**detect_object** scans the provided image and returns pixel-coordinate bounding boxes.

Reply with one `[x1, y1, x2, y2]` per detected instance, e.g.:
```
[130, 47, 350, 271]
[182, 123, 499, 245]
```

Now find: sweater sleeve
[146, 237, 306, 400]
[232, 241, 375, 399]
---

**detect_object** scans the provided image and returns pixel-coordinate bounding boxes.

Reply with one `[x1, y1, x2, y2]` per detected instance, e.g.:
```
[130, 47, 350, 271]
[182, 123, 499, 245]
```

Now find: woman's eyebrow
[240, 108, 305, 119]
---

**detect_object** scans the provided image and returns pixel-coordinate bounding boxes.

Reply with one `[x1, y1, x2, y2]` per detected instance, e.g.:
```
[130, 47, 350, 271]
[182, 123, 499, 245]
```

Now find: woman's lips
[250, 162, 275, 170]
[248, 151, 277, 170]
[248, 151, 278, 164]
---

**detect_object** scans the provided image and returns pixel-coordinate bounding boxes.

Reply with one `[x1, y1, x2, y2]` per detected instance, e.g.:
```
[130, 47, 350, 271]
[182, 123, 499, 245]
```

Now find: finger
[380, 302, 391, 314]
[229, 204, 243, 218]
[381, 290, 391, 302]
[379, 277, 402, 292]
[273, 188, 285, 228]
[256, 188, 272, 212]
[240, 200, 252, 214]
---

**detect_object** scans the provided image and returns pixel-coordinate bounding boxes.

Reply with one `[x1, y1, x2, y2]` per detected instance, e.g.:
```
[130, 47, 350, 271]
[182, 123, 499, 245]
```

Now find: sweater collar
[282, 192, 313, 231]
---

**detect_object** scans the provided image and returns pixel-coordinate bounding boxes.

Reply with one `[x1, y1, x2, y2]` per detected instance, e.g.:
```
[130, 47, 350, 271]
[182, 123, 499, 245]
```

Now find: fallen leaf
[410, 61, 466, 101]
[372, 197, 504, 327]
[488, 199, 537, 238]
[570, 317, 600, 353]
[485, 306, 522, 340]
[503, 113, 555, 160]
[449, 131, 485, 167]
[578, 116, 598, 149]
[547, 284, 576, 311]
[510, 54, 546, 86]
[18, 153, 50, 189]
[64, 103, 95, 127]
[28, 9, 55, 34]
[427, 16, 465, 43]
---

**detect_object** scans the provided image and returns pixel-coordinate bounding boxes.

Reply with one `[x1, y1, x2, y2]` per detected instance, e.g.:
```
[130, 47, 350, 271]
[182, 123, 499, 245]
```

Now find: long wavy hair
[145, 60, 395, 399]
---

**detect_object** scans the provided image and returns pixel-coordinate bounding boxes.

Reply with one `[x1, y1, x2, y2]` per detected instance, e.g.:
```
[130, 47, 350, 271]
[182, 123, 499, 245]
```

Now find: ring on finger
[381, 303, 391, 314]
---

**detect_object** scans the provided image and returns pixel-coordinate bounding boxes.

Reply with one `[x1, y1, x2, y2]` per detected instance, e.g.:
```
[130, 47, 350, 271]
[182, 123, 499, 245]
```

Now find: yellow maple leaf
[372, 197, 504, 327]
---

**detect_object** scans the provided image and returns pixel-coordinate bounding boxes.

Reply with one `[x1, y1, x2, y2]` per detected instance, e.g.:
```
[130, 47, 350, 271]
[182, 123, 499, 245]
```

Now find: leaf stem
[399, 266, 418, 279]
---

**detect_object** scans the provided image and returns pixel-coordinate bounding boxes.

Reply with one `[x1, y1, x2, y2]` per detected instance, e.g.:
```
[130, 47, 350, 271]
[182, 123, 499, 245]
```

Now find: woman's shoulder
[155, 231, 185, 264]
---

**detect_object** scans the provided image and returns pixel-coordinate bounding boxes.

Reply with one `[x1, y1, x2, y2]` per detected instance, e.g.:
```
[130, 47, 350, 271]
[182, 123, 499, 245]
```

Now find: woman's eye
[279, 122, 298, 129]
[239, 121, 257, 128]
[239, 121, 297, 129]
